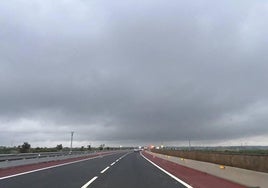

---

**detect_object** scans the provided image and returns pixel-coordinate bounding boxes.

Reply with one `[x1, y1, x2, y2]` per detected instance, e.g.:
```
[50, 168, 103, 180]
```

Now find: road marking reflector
[81, 176, 98, 188]
[141, 152, 193, 188]
[219, 165, 225, 169]
[100, 166, 110, 174]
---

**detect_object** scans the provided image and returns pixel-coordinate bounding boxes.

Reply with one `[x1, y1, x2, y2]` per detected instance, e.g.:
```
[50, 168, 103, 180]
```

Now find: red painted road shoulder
[0, 152, 116, 179]
[142, 151, 247, 188]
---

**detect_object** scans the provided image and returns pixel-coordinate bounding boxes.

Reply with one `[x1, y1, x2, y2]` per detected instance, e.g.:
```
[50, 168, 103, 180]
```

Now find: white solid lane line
[110, 162, 115, 166]
[0, 155, 104, 181]
[140, 152, 193, 188]
[100, 166, 110, 174]
[81, 176, 98, 188]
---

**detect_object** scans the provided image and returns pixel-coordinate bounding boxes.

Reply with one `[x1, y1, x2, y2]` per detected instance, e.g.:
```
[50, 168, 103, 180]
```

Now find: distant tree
[87, 145, 91, 151]
[56, 144, 63, 151]
[19, 142, 31, 153]
[80, 146, 85, 151]
[99, 144, 105, 151]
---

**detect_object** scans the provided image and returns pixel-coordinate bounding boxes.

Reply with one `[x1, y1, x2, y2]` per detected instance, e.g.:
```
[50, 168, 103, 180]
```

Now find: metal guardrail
[0, 151, 92, 162]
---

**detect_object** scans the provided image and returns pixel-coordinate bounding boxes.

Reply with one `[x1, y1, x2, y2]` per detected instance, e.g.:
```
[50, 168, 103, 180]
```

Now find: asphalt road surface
[0, 151, 186, 188]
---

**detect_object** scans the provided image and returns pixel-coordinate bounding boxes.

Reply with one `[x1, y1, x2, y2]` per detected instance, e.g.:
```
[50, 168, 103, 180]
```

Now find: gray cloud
[1, 0, 268, 147]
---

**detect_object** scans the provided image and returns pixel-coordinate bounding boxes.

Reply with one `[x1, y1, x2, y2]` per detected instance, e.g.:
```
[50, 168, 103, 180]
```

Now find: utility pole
[70, 131, 74, 153]
[188, 139, 191, 151]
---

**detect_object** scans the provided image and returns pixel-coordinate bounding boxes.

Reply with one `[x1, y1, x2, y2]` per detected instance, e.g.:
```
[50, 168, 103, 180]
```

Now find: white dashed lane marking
[100, 166, 110, 174]
[81, 176, 98, 188]
[81, 152, 131, 188]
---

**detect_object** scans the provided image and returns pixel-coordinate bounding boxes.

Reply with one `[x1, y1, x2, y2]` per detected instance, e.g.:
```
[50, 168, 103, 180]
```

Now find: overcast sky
[0, 0, 268, 147]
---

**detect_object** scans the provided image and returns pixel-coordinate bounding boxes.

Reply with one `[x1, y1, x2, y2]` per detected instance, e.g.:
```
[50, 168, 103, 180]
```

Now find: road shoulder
[142, 151, 247, 188]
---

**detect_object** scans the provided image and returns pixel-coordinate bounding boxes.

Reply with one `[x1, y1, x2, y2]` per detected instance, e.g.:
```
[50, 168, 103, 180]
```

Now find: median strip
[0, 156, 102, 180]
[0, 152, 119, 180]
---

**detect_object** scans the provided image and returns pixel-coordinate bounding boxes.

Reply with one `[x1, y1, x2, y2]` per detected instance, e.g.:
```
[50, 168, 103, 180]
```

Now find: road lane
[90, 152, 187, 188]
[0, 152, 128, 188]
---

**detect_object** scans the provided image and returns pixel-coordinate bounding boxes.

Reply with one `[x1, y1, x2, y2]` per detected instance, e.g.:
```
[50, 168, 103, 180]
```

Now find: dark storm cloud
[1, 0, 268, 146]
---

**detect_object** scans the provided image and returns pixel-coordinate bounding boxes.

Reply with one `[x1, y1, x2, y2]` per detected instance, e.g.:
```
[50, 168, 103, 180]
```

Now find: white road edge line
[0, 153, 117, 180]
[110, 162, 115, 166]
[100, 166, 110, 174]
[81, 176, 98, 188]
[140, 152, 193, 188]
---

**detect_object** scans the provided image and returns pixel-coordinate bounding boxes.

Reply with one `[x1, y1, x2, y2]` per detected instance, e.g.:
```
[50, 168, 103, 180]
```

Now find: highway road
[0, 151, 186, 188]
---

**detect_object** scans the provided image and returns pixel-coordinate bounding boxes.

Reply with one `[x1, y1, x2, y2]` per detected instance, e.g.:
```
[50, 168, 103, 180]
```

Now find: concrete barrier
[148, 151, 268, 188]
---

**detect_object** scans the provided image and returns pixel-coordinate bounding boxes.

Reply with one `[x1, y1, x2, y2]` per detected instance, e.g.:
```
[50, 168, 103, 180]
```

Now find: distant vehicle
[134, 146, 143, 152]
